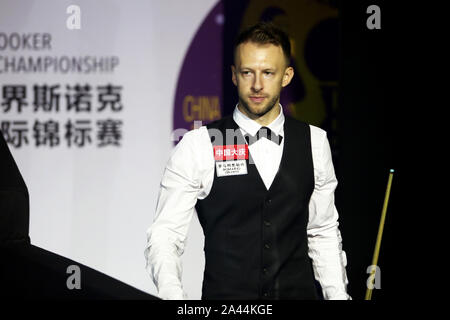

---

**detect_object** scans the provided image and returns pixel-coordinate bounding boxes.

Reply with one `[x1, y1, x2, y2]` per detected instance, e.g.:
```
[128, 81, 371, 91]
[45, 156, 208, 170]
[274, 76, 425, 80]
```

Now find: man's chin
[243, 101, 271, 117]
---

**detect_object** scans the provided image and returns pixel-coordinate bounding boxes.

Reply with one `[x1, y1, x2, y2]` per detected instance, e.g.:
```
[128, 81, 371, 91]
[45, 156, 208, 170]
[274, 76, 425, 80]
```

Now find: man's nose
[252, 73, 263, 92]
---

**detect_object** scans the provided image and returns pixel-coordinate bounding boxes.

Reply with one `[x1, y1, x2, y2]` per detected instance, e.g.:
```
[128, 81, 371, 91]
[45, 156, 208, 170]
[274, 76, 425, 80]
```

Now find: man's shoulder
[180, 125, 208, 142]
[285, 115, 326, 136]
[309, 123, 326, 139]
[284, 116, 327, 150]
[204, 115, 234, 130]
[179, 115, 234, 144]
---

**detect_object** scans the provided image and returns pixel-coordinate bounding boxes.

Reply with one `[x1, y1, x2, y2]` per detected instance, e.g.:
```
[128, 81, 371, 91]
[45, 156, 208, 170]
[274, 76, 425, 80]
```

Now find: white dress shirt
[145, 104, 351, 300]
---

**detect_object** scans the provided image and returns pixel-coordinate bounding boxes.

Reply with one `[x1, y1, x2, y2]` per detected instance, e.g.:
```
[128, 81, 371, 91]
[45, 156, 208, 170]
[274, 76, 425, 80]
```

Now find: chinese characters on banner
[0, 83, 123, 148]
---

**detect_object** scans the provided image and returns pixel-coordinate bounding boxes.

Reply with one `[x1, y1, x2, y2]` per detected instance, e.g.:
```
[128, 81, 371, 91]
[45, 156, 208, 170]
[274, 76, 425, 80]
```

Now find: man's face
[232, 41, 293, 119]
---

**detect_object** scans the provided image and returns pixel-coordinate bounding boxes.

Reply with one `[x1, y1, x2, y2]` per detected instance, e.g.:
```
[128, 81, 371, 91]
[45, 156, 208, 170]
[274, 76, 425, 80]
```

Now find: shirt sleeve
[144, 128, 205, 300]
[307, 127, 351, 300]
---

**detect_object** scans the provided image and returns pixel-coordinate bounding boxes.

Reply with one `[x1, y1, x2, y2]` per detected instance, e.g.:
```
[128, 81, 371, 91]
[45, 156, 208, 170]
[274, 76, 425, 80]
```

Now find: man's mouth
[249, 96, 266, 103]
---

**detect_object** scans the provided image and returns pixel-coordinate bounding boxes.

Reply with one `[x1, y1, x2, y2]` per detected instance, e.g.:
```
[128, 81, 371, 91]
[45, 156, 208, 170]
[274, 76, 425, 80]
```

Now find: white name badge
[216, 160, 248, 177]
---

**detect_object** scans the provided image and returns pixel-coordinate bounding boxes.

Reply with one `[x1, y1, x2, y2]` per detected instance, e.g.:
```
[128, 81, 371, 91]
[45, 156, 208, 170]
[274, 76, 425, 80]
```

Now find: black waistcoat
[195, 114, 318, 300]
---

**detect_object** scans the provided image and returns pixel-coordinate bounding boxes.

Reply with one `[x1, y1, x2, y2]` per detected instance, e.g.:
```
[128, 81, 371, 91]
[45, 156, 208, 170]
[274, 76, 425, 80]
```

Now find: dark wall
[338, 0, 395, 300]
[337, 0, 416, 300]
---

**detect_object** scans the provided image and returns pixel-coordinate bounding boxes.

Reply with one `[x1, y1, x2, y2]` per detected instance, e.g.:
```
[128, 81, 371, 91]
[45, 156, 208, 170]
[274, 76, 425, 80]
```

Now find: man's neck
[238, 103, 281, 127]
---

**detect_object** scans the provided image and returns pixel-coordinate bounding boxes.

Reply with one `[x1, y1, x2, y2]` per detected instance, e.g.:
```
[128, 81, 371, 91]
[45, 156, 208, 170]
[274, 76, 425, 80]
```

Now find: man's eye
[264, 71, 273, 75]
[241, 71, 251, 75]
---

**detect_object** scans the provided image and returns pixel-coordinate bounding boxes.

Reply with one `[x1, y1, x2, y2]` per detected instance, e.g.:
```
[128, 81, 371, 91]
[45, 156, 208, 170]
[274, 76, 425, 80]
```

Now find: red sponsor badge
[213, 144, 248, 161]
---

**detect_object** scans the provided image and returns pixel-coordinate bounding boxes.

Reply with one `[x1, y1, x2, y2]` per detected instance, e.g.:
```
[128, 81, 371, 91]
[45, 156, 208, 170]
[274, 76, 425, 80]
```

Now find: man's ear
[231, 65, 237, 87]
[281, 66, 294, 87]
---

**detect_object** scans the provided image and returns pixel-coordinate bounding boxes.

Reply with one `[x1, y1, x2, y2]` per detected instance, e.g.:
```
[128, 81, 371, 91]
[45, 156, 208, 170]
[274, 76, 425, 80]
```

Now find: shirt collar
[233, 103, 285, 137]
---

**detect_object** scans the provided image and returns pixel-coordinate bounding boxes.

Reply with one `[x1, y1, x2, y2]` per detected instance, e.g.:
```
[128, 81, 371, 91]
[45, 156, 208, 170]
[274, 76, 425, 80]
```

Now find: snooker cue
[365, 169, 394, 300]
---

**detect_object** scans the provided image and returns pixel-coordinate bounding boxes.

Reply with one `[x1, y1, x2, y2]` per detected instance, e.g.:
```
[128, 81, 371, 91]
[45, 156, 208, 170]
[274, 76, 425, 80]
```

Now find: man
[145, 22, 350, 300]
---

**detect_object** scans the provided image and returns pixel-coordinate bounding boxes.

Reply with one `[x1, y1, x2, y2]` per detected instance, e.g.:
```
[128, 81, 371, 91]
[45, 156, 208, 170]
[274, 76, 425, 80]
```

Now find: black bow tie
[244, 126, 283, 145]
